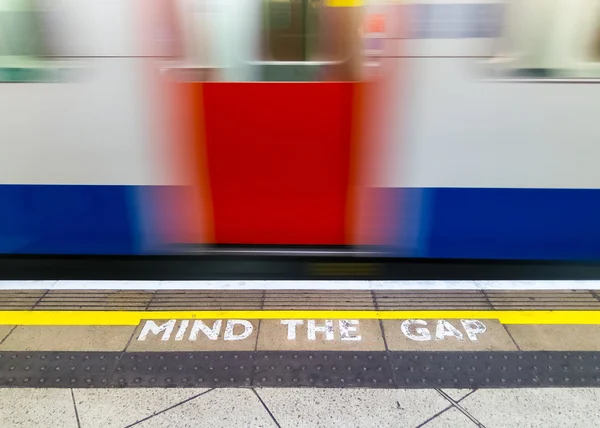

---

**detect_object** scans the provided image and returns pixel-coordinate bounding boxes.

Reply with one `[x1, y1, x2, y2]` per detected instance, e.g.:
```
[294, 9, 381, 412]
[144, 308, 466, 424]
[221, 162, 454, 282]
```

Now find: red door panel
[200, 82, 355, 245]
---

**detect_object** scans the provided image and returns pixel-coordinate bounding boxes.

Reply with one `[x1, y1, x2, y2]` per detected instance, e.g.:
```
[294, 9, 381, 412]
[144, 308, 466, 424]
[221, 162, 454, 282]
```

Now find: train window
[489, 0, 600, 79]
[0, 0, 60, 82]
[263, 0, 320, 62]
[260, 0, 362, 81]
[163, 0, 363, 82]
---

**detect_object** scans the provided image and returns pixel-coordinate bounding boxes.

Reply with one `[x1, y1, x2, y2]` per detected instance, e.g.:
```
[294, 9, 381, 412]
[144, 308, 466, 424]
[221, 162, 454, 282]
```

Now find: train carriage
[1, 0, 599, 260]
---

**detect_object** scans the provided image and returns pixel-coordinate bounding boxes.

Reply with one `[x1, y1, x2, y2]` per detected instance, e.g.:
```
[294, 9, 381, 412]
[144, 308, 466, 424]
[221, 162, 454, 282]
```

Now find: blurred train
[1, 0, 600, 260]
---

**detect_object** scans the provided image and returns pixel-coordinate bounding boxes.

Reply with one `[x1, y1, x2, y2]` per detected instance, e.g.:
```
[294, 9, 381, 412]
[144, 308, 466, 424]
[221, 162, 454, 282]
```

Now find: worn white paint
[136, 318, 488, 344]
[339, 320, 362, 341]
[223, 319, 253, 341]
[174, 320, 189, 341]
[435, 320, 464, 341]
[281, 319, 363, 341]
[401, 319, 488, 342]
[307, 320, 335, 341]
[5, 280, 600, 290]
[281, 320, 304, 340]
[401, 320, 432, 342]
[138, 320, 176, 341]
[137, 319, 254, 341]
[460, 319, 487, 341]
[189, 320, 222, 341]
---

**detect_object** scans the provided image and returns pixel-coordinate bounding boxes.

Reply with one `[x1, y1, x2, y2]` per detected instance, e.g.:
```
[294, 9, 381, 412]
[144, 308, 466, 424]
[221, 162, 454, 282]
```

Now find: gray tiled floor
[1, 387, 600, 427]
[258, 388, 450, 427]
[419, 407, 478, 428]
[73, 388, 210, 428]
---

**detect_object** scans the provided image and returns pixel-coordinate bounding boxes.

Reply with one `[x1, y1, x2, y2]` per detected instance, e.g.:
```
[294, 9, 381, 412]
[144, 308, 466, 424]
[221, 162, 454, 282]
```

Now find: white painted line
[0, 281, 58, 290]
[1, 280, 600, 290]
[53, 281, 162, 290]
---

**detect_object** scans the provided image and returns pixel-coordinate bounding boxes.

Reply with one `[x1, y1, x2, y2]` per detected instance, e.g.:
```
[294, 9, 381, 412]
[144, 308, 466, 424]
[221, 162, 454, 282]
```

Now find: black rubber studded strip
[1, 351, 600, 389]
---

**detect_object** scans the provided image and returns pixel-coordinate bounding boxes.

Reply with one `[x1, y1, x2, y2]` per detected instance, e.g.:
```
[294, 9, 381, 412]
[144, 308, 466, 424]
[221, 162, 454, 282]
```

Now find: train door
[161, 0, 366, 246]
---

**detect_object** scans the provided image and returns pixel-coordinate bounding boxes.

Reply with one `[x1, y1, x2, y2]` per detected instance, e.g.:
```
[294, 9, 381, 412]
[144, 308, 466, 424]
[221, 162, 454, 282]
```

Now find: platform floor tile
[0, 388, 78, 428]
[135, 388, 276, 428]
[0, 290, 44, 310]
[459, 388, 600, 428]
[35, 290, 153, 311]
[150, 290, 263, 311]
[374, 290, 491, 310]
[1, 387, 599, 427]
[0, 326, 136, 352]
[258, 388, 451, 428]
[484, 290, 600, 310]
[439, 389, 475, 402]
[420, 407, 478, 428]
[506, 325, 600, 351]
[0, 326, 14, 344]
[263, 291, 376, 310]
[73, 388, 210, 428]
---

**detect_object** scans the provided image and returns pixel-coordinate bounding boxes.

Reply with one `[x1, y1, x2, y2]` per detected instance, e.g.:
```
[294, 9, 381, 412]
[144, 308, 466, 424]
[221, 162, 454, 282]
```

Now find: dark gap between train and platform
[2, 254, 600, 280]
[1, 351, 599, 389]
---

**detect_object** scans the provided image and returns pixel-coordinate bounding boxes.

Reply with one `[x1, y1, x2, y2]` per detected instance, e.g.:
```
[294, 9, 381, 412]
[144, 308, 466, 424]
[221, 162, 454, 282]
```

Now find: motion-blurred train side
[1, 0, 600, 260]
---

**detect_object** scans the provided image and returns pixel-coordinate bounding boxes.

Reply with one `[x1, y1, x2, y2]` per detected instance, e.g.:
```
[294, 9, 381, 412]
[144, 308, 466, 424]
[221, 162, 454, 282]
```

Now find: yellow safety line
[1, 310, 600, 326]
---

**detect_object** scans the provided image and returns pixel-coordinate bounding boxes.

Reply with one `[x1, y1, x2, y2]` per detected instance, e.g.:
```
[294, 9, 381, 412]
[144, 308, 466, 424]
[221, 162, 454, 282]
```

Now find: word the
[281, 320, 361, 341]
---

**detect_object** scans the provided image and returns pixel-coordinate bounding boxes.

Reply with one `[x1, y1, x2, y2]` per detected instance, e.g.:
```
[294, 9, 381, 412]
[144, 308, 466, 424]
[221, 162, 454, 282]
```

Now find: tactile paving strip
[111, 352, 254, 388]
[252, 352, 395, 388]
[2, 351, 600, 388]
[0, 352, 120, 387]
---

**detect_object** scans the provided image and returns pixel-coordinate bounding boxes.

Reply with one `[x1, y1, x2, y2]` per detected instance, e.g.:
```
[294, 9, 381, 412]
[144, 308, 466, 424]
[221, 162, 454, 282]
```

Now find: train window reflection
[491, 0, 600, 79]
[0, 0, 61, 82]
[261, 0, 362, 81]
[263, 0, 321, 62]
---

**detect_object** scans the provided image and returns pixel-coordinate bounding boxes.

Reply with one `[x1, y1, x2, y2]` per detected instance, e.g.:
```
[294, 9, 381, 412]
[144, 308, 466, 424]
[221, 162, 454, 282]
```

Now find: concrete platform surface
[0, 387, 598, 428]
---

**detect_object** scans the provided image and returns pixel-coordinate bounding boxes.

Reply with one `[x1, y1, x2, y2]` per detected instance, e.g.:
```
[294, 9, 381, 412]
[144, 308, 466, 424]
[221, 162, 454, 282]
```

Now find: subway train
[1, 0, 600, 260]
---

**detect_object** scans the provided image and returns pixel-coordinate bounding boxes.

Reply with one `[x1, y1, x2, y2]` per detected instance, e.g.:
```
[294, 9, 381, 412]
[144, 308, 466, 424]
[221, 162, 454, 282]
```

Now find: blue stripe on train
[0, 185, 141, 255]
[393, 188, 600, 260]
[0, 185, 599, 259]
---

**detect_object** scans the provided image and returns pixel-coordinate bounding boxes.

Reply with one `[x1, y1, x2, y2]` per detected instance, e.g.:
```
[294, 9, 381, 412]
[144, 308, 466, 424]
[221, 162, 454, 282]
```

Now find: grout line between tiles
[413, 405, 454, 428]
[104, 324, 141, 385]
[435, 389, 486, 428]
[480, 290, 494, 310]
[125, 388, 216, 427]
[0, 325, 17, 346]
[70, 388, 82, 428]
[145, 291, 157, 311]
[373, 289, 397, 387]
[32, 288, 52, 310]
[253, 320, 262, 352]
[502, 324, 522, 351]
[252, 388, 282, 428]
[122, 324, 140, 353]
[372, 290, 390, 351]
[457, 390, 478, 403]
